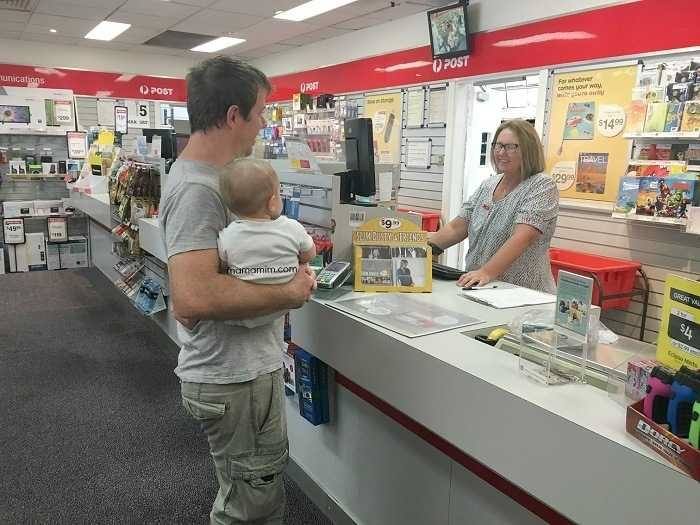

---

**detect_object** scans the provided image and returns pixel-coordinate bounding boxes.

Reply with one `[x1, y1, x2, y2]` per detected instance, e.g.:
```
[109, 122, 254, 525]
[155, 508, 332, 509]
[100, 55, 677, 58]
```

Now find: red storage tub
[398, 209, 441, 232]
[549, 248, 641, 310]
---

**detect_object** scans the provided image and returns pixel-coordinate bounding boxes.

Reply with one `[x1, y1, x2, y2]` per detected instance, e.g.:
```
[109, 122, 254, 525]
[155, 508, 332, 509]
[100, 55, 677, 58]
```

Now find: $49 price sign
[596, 105, 626, 138]
[3, 218, 25, 244]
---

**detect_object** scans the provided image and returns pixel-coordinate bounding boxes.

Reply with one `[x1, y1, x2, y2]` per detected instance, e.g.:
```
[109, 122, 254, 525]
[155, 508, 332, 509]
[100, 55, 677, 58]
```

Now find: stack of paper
[461, 287, 556, 309]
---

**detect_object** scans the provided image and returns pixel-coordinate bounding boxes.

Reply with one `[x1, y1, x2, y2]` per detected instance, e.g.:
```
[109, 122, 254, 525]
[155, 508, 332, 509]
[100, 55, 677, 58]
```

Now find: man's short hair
[220, 158, 278, 216]
[186, 56, 271, 133]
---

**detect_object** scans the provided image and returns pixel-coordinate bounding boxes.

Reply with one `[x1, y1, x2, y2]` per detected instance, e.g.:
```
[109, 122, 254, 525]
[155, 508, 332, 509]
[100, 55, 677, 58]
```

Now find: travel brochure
[554, 270, 594, 338]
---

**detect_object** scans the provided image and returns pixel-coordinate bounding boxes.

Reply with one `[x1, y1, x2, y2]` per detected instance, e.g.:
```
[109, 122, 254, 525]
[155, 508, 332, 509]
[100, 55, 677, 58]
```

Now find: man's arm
[169, 248, 315, 321]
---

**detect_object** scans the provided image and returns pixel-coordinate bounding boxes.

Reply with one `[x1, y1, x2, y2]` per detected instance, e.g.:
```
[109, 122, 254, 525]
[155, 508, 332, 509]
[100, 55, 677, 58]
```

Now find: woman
[429, 119, 559, 293]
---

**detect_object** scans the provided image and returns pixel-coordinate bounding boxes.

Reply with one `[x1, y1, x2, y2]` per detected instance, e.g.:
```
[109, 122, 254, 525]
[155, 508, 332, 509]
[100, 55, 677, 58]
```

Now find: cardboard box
[46, 243, 60, 270]
[59, 236, 88, 269]
[8, 244, 29, 272]
[626, 400, 700, 481]
[25, 232, 47, 271]
[33, 200, 64, 216]
[3, 200, 35, 218]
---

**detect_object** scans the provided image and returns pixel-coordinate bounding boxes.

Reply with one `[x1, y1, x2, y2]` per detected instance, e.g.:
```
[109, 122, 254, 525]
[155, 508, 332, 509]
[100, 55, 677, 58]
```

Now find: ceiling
[0, 0, 452, 60]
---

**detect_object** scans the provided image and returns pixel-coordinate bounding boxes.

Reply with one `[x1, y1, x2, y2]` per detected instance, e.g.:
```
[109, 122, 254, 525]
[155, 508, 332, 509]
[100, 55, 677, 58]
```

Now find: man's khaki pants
[182, 369, 288, 524]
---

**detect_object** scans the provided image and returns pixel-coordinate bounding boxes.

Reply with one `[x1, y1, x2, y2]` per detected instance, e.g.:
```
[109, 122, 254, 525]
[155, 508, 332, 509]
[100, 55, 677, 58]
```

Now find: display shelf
[65, 190, 112, 229]
[0, 128, 71, 137]
[611, 212, 688, 228]
[137, 217, 166, 263]
[624, 131, 700, 140]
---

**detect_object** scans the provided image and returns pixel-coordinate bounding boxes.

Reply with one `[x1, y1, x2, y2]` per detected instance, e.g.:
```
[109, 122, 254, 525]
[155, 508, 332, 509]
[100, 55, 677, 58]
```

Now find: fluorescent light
[274, 0, 360, 22]
[191, 36, 246, 53]
[49, 28, 57, 33]
[85, 21, 131, 41]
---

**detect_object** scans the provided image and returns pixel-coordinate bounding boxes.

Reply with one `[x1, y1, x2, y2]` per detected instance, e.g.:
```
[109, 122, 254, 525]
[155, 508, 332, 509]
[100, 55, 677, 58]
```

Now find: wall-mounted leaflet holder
[114, 105, 128, 134]
[406, 88, 425, 128]
[428, 86, 448, 127]
[405, 138, 432, 169]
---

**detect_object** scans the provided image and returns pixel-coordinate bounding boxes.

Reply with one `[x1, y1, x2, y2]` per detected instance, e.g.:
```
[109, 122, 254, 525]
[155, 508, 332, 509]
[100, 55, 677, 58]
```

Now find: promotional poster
[546, 65, 637, 202]
[363, 92, 402, 164]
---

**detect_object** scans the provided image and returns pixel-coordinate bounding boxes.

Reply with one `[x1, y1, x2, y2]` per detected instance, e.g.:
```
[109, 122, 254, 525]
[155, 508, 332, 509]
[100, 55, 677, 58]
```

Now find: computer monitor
[142, 128, 177, 160]
[344, 118, 375, 204]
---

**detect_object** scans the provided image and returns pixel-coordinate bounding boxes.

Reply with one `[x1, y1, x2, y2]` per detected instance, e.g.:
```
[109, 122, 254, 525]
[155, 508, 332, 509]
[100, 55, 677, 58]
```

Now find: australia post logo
[432, 56, 469, 74]
[139, 84, 175, 97]
[300, 81, 319, 93]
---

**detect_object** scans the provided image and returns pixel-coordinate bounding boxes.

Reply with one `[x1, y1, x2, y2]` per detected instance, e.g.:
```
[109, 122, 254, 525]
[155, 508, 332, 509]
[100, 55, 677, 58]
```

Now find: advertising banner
[364, 92, 402, 164]
[546, 65, 638, 202]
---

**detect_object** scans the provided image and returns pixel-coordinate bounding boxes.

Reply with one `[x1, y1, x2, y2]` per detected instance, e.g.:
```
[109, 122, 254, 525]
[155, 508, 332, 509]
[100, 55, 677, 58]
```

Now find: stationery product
[626, 99, 647, 134]
[664, 102, 684, 132]
[461, 286, 556, 309]
[667, 367, 700, 438]
[644, 102, 669, 132]
[643, 366, 674, 423]
[613, 176, 640, 215]
[681, 101, 700, 132]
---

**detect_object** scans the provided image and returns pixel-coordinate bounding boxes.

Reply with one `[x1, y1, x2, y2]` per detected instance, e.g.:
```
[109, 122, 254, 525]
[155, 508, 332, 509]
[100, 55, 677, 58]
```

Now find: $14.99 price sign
[596, 104, 626, 138]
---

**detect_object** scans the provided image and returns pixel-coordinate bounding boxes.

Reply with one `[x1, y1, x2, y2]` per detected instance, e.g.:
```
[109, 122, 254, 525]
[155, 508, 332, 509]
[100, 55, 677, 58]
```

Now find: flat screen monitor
[344, 118, 375, 200]
[0, 105, 31, 124]
[427, 1, 470, 60]
[142, 128, 177, 160]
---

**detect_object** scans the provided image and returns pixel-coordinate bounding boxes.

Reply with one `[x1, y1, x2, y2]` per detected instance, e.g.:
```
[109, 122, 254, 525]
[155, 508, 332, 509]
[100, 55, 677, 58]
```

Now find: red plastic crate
[549, 248, 641, 310]
[398, 209, 441, 232]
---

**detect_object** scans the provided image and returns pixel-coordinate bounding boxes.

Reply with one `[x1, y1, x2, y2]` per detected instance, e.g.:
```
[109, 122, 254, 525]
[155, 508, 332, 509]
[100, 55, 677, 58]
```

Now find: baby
[217, 158, 316, 328]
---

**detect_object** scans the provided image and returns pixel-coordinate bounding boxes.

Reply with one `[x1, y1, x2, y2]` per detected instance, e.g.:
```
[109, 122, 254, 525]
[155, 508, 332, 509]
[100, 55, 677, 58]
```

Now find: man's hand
[457, 268, 494, 288]
[285, 265, 316, 308]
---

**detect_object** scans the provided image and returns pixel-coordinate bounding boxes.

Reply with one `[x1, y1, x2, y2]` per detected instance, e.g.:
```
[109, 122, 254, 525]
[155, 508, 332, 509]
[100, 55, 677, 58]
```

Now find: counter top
[291, 281, 696, 524]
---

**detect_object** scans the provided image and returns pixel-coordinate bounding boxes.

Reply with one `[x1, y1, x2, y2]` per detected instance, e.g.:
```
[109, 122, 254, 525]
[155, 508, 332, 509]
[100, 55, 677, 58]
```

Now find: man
[159, 56, 316, 524]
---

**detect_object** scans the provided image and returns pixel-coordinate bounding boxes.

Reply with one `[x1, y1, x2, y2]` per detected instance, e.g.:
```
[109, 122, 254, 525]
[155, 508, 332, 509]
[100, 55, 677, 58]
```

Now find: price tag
[3, 218, 25, 244]
[114, 105, 128, 134]
[597, 104, 626, 137]
[551, 161, 577, 191]
[66, 131, 87, 159]
[125, 100, 150, 128]
[48, 217, 68, 243]
[380, 217, 402, 230]
[668, 311, 699, 352]
[53, 100, 73, 126]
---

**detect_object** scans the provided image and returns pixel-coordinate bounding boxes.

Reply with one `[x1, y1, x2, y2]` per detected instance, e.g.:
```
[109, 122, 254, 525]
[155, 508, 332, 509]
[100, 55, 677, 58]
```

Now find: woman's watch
[428, 242, 444, 256]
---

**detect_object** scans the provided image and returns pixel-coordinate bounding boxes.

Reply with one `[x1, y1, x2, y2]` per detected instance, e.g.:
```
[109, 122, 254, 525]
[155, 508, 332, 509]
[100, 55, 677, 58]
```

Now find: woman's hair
[490, 119, 545, 179]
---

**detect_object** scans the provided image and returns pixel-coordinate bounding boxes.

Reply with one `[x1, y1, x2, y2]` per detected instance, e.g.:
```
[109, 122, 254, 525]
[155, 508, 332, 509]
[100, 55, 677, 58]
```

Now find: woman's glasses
[492, 142, 519, 153]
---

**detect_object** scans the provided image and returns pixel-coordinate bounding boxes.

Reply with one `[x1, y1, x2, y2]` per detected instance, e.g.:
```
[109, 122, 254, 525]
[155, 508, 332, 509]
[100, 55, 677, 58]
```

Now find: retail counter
[288, 282, 696, 525]
[68, 190, 696, 524]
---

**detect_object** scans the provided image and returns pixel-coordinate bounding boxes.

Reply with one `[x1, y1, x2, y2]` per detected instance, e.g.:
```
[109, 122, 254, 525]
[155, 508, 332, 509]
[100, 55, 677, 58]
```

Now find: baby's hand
[176, 314, 199, 331]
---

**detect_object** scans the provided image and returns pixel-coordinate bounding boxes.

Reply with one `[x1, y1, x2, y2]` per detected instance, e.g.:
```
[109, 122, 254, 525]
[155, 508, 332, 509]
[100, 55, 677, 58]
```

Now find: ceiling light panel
[191, 36, 245, 53]
[85, 20, 131, 40]
[274, 0, 361, 22]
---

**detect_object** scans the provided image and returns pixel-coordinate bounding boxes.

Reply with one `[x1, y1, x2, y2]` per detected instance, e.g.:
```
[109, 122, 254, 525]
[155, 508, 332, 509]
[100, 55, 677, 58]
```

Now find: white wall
[0, 38, 198, 78]
[253, 0, 636, 77]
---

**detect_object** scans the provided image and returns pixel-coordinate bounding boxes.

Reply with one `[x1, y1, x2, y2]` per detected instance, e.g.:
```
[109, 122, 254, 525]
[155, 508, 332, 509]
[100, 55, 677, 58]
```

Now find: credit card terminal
[316, 261, 352, 289]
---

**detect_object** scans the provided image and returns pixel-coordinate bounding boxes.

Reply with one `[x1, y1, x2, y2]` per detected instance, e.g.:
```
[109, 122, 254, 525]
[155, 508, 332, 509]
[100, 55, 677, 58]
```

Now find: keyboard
[432, 261, 464, 280]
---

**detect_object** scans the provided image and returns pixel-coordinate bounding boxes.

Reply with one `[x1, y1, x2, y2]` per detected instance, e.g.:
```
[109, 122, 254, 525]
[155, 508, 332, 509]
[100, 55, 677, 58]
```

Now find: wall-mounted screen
[0, 105, 31, 124]
[427, 2, 470, 60]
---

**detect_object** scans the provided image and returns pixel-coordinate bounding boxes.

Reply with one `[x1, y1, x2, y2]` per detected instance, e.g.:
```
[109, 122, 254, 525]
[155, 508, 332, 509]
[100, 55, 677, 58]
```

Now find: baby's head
[221, 158, 282, 219]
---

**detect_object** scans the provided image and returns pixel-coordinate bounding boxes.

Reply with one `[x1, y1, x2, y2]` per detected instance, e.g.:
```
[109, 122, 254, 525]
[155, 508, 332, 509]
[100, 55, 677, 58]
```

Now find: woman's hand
[457, 268, 494, 288]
